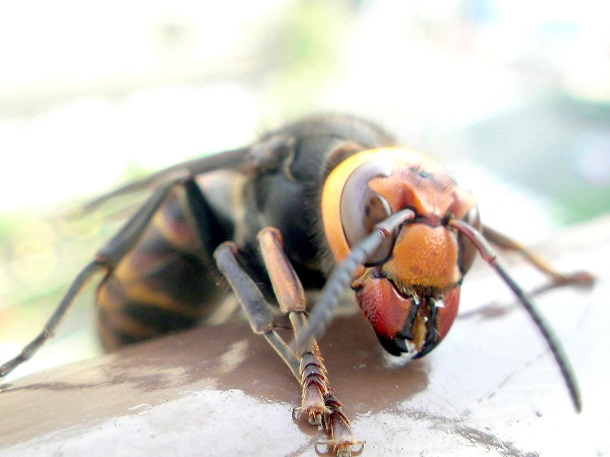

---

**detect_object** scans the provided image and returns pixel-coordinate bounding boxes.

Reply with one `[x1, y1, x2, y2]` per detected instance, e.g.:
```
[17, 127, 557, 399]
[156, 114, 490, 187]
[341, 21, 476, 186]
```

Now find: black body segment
[96, 115, 396, 348]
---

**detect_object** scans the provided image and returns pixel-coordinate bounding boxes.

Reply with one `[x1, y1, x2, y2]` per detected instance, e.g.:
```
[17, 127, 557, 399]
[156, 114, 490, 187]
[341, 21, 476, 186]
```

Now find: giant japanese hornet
[0, 115, 593, 456]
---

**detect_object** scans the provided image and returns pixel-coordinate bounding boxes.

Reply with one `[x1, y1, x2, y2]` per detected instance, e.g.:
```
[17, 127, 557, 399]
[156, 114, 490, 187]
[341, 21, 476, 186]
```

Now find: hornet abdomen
[96, 186, 228, 349]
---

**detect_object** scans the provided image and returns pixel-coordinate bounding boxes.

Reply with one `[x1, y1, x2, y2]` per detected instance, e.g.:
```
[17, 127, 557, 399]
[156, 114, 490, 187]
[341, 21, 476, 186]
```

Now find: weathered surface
[0, 216, 608, 456]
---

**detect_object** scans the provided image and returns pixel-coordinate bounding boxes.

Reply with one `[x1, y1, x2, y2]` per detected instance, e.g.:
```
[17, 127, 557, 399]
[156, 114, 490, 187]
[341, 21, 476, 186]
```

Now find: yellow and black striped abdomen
[96, 186, 226, 350]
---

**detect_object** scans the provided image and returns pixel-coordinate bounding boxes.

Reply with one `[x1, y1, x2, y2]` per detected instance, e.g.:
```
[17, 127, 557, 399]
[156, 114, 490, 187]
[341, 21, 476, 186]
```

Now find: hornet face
[321, 149, 481, 358]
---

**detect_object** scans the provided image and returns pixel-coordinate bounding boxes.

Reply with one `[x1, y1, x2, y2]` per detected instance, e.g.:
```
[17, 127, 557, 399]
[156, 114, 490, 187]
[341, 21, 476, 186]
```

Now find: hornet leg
[214, 228, 364, 457]
[482, 225, 594, 288]
[0, 174, 190, 381]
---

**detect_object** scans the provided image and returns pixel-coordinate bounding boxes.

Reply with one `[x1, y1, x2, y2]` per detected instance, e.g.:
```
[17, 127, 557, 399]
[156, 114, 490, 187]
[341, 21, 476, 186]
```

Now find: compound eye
[457, 206, 481, 274]
[340, 162, 394, 265]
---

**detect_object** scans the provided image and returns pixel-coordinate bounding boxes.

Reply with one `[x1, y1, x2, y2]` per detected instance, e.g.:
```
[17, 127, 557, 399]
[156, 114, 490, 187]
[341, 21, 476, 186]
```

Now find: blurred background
[0, 0, 609, 377]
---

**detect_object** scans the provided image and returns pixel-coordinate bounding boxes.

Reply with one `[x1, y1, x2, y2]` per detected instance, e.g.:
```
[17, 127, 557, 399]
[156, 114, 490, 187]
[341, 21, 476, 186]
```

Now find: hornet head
[321, 148, 481, 358]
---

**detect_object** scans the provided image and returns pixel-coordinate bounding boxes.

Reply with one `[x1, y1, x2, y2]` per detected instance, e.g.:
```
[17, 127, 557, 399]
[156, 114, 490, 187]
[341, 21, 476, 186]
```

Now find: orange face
[321, 148, 480, 357]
